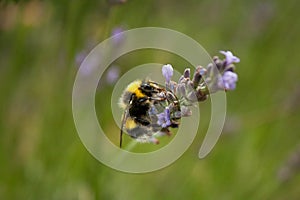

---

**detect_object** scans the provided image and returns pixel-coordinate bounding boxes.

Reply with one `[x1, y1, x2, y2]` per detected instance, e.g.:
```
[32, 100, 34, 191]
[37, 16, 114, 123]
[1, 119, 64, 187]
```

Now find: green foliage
[1, 0, 300, 199]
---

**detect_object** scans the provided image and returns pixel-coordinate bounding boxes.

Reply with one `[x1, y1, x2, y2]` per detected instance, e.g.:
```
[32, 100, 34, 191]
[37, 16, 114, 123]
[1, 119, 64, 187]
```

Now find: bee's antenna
[120, 109, 127, 148]
[120, 128, 123, 148]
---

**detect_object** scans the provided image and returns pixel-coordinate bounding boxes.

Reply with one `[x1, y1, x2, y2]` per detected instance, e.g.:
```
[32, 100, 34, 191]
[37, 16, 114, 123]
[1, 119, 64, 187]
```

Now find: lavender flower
[168, 81, 176, 92]
[124, 50, 240, 145]
[157, 107, 171, 128]
[220, 50, 240, 66]
[162, 64, 173, 83]
[75, 41, 96, 67]
[75, 50, 87, 66]
[177, 83, 186, 97]
[178, 75, 184, 83]
[218, 71, 238, 90]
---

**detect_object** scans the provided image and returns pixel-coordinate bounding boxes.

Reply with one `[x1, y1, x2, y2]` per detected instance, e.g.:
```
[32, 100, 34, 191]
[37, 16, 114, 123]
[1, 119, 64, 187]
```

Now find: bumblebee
[119, 80, 181, 147]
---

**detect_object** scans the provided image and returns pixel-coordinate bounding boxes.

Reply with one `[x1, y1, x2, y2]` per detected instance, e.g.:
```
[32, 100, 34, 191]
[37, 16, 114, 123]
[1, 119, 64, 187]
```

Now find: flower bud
[192, 66, 205, 88]
[183, 68, 190, 79]
[162, 64, 173, 83]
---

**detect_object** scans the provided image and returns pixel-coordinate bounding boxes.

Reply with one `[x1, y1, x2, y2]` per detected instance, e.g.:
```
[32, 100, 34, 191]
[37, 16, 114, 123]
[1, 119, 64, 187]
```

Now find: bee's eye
[141, 84, 153, 91]
[138, 97, 147, 103]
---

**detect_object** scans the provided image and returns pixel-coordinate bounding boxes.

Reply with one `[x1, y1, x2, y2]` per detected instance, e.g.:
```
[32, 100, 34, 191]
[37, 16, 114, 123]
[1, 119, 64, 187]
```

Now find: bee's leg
[135, 135, 159, 144]
[127, 126, 159, 144]
[161, 128, 172, 136]
[151, 123, 162, 132]
[149, 96, 166, 101]
[170, 120, 180, 128]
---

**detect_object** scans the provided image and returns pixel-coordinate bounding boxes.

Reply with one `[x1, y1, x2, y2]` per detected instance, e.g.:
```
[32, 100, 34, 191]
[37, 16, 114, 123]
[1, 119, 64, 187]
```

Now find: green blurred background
[1, 0, 300, 199]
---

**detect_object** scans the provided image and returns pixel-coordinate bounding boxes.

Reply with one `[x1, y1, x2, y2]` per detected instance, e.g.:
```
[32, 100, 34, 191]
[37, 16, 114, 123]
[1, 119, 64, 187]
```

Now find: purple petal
[157, 107, 171, 128]
[220, 50, 240, 66]
[218, 71, 238, 90]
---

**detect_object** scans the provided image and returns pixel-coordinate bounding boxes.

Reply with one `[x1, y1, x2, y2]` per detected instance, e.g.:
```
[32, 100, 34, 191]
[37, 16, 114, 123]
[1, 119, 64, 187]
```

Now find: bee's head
[140, 81, 161, 96]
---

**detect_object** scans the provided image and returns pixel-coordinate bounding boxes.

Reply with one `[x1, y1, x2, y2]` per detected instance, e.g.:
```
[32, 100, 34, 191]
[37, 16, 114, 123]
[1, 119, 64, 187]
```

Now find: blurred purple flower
[106, 66, 120, 84]
[111, 27, 125, 45]
[218, 71, 238, 90]
[220, 50, 240, 66]
[162, 64, 173, 83]
[75, 41, 96, 68]
[157, 107, 171, 128]
[75, 51, 87, 66]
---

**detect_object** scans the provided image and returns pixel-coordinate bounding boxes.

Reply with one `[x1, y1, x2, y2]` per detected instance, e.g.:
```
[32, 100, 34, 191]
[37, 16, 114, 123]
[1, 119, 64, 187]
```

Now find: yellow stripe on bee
[126, 80, 145, 98]
[125, 118, 137, 130]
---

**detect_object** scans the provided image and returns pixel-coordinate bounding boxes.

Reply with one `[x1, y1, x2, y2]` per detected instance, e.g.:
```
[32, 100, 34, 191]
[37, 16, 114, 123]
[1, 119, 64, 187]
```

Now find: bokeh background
[1, 0, 300, 199]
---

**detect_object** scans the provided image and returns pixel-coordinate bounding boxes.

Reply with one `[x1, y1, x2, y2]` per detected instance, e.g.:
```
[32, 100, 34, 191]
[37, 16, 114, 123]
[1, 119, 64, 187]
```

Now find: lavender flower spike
[220, 50, 240, 66]
[162, 64, 173, 83]
[157, 107, 171, 128]
[218, 71, 238, 90]
[106, 65, 120, 84]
